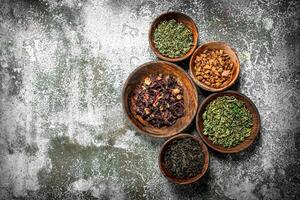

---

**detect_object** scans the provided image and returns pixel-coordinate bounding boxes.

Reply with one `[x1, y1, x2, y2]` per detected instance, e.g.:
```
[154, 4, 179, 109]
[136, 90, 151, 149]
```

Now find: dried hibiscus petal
[131, 74, 185, 127]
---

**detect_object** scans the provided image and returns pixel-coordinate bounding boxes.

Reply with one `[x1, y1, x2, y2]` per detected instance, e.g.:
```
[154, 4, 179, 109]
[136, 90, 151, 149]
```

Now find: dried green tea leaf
[202, 96, 253, 148]
[153, 19, 193, 58]
[163, 138, 204, 179]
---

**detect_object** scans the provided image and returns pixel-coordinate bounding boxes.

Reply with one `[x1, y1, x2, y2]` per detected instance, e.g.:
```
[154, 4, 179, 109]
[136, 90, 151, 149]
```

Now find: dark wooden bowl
[159, 134, 209, 184]
[122, 61, 198, 138]
[189, 42, 240, 92]
[196, 91, 260, 154]
[149, 12, 199, 62]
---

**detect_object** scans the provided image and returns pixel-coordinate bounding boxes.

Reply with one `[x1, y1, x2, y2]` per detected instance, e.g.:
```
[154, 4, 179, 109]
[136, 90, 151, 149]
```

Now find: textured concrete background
[0, 0, 299, 199]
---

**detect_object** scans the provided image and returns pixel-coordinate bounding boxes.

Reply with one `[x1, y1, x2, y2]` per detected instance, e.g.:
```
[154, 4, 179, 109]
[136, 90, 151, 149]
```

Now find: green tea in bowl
[163, 137, 204, 179]
[202, 96, 253, 148]
[149, 12, 199, 62]
[153, 19, 193, 58]
[159, 134, 209, 184]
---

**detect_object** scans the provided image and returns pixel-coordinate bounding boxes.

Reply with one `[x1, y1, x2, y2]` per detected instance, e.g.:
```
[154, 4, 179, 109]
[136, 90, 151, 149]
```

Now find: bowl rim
[189, 41, 240, 92]
[158, 133, 210, 184]
[196, 90, 261, 153]
[122, 60, 199, 138]
[148, 11, 199, 62]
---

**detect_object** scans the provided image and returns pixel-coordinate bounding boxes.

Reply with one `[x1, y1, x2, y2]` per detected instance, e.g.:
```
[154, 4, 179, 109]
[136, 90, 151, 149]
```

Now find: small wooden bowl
[149, 12, 199, 62]
[122, 61, 198, 138]
[196, 91, 260, 154]
[159, 134, 209, 184]
[189, 42, 240, 92]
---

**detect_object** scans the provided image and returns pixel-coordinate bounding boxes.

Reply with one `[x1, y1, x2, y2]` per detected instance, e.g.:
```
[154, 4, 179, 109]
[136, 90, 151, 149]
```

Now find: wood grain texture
[149, 12, 199, 62]
[159, 133, 209, 184]
[189, 42, 240, 92]
[122, 61, 198, 138]
[196, 90, 261, 153]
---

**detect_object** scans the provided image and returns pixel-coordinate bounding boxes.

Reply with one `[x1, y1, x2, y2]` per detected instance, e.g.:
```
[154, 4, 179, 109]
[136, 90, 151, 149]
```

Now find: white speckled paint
[0, 0, 299, 199]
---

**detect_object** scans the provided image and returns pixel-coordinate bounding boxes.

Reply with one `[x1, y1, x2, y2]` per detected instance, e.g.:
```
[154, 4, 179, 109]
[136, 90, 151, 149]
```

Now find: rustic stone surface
[0, 0, 299, 199]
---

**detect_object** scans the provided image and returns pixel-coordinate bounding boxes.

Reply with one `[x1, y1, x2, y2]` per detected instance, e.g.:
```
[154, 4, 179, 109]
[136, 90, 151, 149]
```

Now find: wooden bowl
[159, 134, 209, 184]
[196, 91, 260, 154]
[122, 61, 198, 138]
[149, 12, 199, 62]
[189, 42, 240, 92]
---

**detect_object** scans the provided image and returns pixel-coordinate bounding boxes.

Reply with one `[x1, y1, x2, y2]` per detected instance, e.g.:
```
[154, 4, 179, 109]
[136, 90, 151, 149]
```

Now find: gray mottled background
[0, 0, 299, 199]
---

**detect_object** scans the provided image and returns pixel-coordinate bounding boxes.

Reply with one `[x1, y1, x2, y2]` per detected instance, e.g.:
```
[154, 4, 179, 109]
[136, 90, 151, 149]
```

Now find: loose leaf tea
[153, 19, 193, 58]
[164, 138, 204, 179]
[203, 96, 253, 147]
[131, 74, 184, 128]
[194, 49, 234, 88]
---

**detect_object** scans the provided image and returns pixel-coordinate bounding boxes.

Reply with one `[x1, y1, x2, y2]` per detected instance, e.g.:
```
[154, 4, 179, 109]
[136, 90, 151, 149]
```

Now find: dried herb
[194, 49, 234, 88]
[131, 74, 184, 128]
[153, 19, 193, 58]
[164, 138, 204, 179]
[203, 96, 253, 148]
